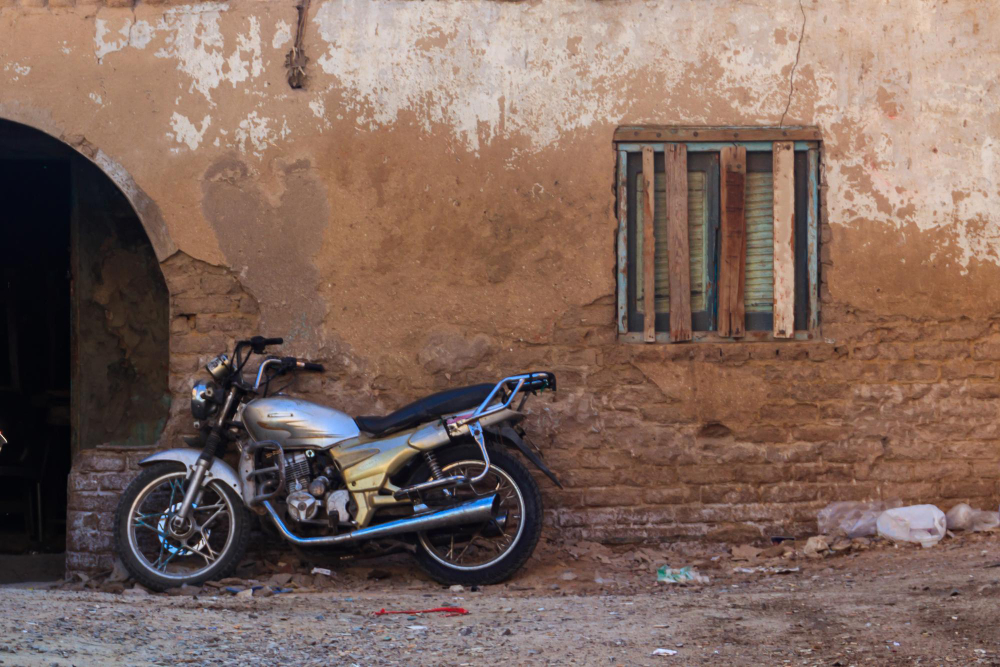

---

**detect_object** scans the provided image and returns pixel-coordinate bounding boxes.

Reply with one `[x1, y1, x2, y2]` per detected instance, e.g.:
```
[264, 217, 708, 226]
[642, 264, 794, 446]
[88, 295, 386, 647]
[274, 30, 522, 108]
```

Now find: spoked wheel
[410, 443, 542, 586]
[114, 463, 251, 591]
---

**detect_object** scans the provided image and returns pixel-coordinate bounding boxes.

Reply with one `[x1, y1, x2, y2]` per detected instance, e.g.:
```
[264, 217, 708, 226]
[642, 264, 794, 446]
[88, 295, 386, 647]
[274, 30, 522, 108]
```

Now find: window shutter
[744, 171, 774, 314]
[635, 160, 708, 323]
[635, 174, 709, 312]
[772, 141, 796, 337]
[641, 146, 656, 342]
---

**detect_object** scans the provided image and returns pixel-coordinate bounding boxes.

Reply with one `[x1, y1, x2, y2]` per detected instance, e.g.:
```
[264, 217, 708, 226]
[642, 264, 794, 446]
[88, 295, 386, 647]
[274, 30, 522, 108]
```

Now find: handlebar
[247, 336, 283, 353]
[254, 356, 325, 391]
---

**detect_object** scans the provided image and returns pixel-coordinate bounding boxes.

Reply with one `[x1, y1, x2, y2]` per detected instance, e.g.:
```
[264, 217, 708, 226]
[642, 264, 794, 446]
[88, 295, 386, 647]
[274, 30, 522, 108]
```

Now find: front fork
[170, 388, 238, 533]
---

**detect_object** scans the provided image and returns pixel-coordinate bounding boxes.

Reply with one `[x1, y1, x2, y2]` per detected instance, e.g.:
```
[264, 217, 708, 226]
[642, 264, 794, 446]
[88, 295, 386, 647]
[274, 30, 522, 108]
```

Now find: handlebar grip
[261, 337, 284, 346]
[299, 361, 325, 372]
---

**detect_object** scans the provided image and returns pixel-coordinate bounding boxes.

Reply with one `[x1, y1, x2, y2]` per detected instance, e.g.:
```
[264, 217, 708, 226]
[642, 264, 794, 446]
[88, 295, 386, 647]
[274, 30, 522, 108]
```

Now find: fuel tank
[242, 396, 360, 449]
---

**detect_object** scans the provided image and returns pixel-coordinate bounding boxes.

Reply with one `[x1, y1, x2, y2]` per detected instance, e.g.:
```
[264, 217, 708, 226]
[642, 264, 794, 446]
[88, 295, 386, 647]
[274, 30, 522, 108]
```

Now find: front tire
[113, 462, 251, 591]
[409, 443, 543, 586]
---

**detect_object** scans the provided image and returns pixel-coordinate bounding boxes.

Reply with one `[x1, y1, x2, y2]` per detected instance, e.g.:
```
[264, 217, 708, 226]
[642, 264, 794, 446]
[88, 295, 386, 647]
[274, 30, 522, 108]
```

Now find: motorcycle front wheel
[409, 443, 543, 586]
[113, 462, 251, 591]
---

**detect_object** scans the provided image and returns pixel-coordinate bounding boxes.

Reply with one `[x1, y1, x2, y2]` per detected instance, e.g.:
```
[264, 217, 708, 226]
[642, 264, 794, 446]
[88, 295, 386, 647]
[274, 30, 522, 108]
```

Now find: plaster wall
[2, 0, 999, 570]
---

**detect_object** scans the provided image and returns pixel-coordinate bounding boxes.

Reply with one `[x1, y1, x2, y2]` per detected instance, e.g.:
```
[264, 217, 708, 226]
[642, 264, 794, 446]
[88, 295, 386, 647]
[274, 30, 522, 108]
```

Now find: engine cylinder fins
[285, 452, 313, 491]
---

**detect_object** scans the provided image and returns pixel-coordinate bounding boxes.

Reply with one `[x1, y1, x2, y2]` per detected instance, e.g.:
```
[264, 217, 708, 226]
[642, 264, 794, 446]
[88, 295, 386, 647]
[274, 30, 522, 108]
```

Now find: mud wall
[2, 0, 997, 570]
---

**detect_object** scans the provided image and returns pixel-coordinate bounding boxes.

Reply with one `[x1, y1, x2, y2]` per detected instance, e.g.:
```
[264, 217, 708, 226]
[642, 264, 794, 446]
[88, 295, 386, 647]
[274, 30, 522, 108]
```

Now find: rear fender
[139, 449, 245, 501]
[487, 424, 563, 489]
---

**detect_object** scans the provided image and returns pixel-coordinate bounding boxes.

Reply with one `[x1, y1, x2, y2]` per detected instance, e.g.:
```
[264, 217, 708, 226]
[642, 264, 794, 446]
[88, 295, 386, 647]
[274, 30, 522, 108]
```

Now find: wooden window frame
[615, 127, 821, 343]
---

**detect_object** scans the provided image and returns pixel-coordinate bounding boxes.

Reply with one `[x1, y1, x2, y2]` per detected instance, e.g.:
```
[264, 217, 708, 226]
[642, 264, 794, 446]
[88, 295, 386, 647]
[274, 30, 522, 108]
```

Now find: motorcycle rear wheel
[113, 462, 251, 591]
[409, 443, 542, 586]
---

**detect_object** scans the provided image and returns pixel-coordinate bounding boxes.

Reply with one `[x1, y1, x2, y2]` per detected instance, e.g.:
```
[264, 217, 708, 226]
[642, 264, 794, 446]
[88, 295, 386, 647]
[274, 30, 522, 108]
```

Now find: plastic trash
[656, 566, 709, 584]
[651, 648, 678, 656]
[876, 504, 947, 547]
[946, 503, 975, 531]
[946, 503, 1000, 532]
[972, 510, 1000, 532]
[817, 500, 902, 538]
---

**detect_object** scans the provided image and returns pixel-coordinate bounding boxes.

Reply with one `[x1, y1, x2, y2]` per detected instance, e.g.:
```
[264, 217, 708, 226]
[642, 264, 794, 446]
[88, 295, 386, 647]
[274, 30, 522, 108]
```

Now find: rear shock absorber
[424, 451, 444, 480]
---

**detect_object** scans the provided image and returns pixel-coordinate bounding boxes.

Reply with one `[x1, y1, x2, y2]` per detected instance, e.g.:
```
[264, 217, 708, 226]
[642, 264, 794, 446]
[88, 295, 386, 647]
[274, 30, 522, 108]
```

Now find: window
[615, 127, 820, 342]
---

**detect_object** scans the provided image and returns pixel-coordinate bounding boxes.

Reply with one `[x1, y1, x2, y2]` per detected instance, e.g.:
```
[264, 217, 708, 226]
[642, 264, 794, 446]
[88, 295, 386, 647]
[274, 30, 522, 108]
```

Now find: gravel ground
[2, 533, 1000, 665]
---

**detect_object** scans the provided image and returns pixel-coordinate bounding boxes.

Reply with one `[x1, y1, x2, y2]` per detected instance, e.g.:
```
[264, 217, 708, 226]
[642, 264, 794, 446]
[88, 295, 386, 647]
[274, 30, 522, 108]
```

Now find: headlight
[191, 381, 220, 420]
[206, 354, 232, 381]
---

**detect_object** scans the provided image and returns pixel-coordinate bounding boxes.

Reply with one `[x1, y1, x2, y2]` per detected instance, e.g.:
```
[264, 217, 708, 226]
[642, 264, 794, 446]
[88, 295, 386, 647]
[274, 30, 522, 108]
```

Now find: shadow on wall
[72, 157, 171, 451]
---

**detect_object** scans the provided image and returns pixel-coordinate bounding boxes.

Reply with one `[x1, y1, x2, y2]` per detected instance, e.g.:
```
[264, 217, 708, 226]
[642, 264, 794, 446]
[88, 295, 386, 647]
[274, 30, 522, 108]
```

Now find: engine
[272, 450, 352, 527]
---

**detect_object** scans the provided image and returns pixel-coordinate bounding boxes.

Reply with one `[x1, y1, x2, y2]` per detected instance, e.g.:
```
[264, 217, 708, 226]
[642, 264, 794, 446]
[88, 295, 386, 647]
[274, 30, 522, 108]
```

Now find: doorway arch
[0, 118, 170, 576]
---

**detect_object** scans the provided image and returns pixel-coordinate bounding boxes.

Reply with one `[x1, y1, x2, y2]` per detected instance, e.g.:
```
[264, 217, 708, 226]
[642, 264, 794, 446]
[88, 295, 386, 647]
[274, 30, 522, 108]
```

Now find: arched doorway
[0, 120, 170, 582]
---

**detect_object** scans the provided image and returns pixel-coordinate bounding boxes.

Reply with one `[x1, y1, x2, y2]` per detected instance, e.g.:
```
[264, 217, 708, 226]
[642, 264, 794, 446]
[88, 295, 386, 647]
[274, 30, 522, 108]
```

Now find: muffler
[261, 494, 498, 546]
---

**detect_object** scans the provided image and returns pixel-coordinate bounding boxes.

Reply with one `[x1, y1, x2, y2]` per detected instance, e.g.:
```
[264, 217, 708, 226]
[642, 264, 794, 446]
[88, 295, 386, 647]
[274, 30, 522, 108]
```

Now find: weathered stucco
[2, 0, 1000, 569]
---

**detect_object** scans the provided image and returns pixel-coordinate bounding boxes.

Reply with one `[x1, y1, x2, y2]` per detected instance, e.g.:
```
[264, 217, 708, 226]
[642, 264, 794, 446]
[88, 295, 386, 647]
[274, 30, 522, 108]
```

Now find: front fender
[139, 449, 244, 501]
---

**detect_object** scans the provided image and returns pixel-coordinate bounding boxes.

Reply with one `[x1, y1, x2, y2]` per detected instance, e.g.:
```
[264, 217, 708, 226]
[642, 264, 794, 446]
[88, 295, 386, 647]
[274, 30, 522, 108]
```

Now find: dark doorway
[0, 157, 71, 556]
[0, 120, 169, 575]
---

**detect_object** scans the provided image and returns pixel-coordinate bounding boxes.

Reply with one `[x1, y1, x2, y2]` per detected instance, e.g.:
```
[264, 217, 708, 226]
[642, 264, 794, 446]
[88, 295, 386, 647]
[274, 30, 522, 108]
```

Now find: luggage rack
[395, 372, 556, 500]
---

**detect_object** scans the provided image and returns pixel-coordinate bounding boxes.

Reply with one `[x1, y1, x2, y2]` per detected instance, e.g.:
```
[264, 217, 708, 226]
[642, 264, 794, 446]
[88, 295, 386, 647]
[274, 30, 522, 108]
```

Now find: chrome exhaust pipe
[261, 494, 498, 547]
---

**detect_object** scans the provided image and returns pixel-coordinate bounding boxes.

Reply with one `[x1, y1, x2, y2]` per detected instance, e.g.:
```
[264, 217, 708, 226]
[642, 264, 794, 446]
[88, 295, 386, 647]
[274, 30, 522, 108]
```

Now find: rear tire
[114, 462, 251, 592]
[408, 443, 543, 586]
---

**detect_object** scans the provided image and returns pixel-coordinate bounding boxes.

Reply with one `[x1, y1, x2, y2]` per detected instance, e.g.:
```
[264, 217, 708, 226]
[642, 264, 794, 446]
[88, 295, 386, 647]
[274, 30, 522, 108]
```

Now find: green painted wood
[808, 148, 819, 330]
[617, 150, 628, 333]
[744, 172, 774, 313]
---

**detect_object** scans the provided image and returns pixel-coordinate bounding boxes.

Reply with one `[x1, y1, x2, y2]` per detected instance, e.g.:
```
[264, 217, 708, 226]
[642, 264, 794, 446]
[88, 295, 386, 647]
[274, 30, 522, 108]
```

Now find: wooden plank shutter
[718, 146, 747, 337]
[641, 146, 656, 342]
[772, 141, 795, 337]
[665, 144, 691, 342]
[635, 171, 708, 314]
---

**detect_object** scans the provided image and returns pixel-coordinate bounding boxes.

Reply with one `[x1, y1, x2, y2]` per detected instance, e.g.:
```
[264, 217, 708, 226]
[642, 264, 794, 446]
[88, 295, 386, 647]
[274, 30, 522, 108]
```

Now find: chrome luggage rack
[394, 372, 556, 500]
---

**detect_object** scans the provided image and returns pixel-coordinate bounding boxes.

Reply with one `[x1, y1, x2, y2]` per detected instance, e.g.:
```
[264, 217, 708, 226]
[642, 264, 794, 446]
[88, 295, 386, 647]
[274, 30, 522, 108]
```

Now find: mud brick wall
[540, 308, 1000, 544]
[66, 448, 152, 572]
[68, 300, 1000, 574]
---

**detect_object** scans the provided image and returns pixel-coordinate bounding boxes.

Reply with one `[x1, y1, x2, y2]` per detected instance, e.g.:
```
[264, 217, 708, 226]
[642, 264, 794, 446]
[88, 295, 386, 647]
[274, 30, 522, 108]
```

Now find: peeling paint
[95, 4, 262, 105]
[310, 1, 803, 153]
[308, 98, 325, 119]
[234, 111, 286, 155]
[169, 112, 212, 150]
[272, 20, 292, 49]
[3, 62, 32, 82]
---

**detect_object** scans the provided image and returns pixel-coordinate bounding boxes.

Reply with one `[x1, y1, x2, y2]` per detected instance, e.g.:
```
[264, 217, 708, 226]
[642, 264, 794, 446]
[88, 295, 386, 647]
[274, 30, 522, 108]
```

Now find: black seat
[354, 383, 494, 436]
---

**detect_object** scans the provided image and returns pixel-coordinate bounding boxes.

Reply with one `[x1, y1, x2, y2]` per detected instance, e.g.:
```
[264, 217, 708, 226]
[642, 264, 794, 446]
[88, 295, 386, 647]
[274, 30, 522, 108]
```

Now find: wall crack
[779, 0, 807, 128]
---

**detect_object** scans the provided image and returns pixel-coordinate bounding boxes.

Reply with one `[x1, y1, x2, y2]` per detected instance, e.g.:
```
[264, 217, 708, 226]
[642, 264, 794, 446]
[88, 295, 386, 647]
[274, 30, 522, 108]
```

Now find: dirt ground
[2, 533, 1000, 666]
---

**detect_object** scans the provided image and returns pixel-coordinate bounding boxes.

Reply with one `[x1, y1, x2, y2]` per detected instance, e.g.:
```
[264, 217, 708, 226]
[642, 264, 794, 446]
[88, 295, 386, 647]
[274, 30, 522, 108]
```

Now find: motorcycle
[113, 336, 560, 591]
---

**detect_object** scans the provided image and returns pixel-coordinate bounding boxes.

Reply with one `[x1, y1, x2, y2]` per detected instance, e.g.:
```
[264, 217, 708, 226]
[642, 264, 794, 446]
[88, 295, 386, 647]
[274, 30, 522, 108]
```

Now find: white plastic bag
[876, 504, 947, 547]
[947, 503, 1000, 532]
[946, 503, 975, 531]
[972, 510, 1000, 532]
[817, 500, 901, 538]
